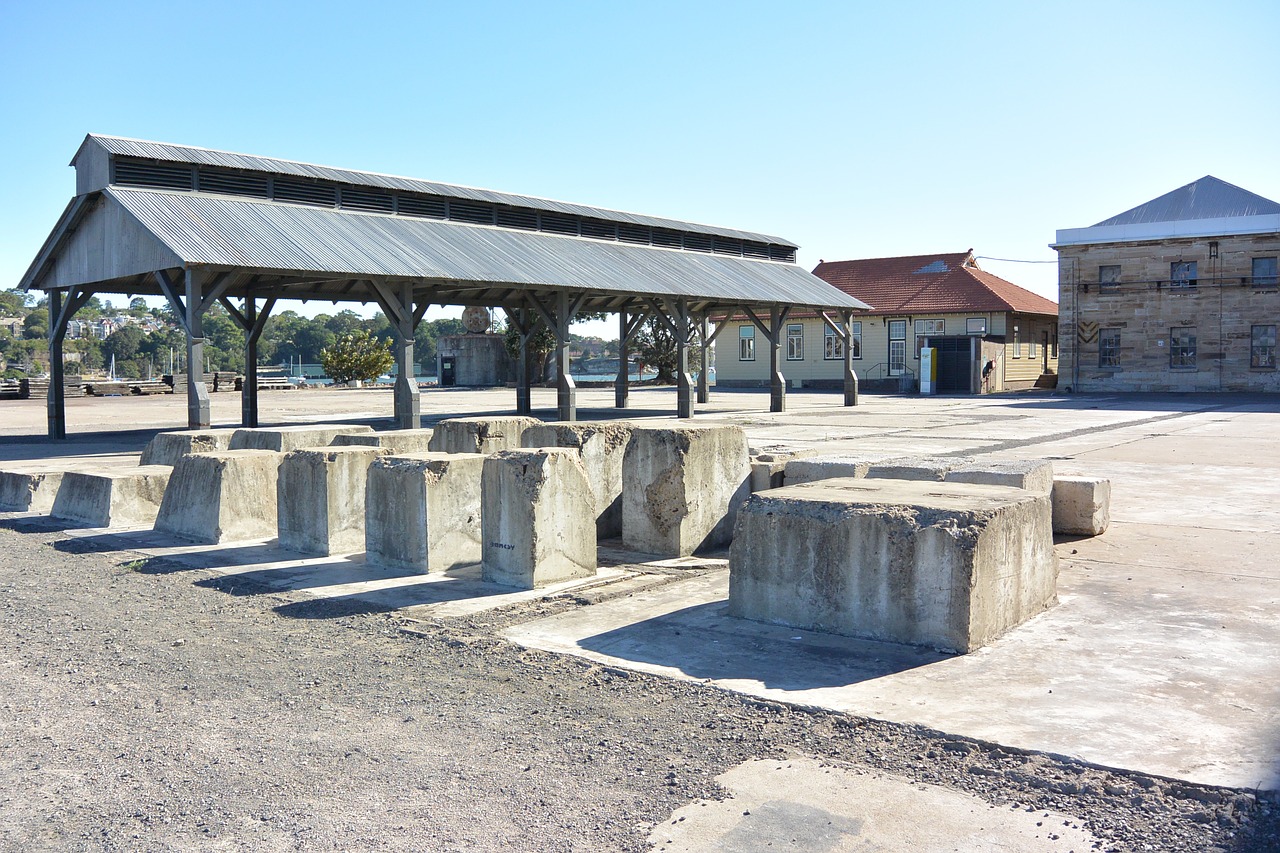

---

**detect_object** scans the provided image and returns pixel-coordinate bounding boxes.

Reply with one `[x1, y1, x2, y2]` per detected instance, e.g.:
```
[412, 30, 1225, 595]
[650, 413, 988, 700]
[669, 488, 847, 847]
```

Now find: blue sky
[2, 0, 1277, 333]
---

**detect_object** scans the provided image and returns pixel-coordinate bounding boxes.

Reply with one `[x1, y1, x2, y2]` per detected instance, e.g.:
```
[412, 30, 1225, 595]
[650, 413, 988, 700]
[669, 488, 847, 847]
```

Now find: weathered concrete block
[140, 429, 238, 467]
[228, 424, 374, 453]
[621, 425, 751, 556]
[1052, 476, 1111, 536]
[332, 428, 434, 454]
[749, 447, 817, 492]
[783, 454, 876, 486]
[428, 416, 540, 455]
[866, 456, 973, 482]
[728, 477, 1058, 654]
[945, 459, 1055, 494]
[481, 448, 596, 589]
[50, 466, 172, 527]
[155, 450, 281, 543]
[0, 468, 66, 512]
[277, 446, 386, 556]
[365, 452, 486, 572]
[522, 422, 633, 537]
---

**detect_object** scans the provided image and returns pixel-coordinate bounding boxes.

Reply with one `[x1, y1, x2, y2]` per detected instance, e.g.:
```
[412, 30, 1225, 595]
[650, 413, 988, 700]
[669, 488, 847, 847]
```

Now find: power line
[975, 255, 1056, 264]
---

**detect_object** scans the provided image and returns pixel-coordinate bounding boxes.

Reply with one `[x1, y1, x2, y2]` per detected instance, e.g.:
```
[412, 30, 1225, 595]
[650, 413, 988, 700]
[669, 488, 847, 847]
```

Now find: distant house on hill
[1053, 176, 1280, 392]
[715, 250, 1059, 394]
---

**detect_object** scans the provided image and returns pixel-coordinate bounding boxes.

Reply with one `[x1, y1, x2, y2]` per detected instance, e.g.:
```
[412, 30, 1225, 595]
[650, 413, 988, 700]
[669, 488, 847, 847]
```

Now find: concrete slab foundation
[228, 424, 373, 453]
[621, 424, 750, 556]
[427, 416, 540, 454]
[482, 448, 596, 589]
[139, 429, 238, 467]
[1052, 476, 1111, 535]
[49, 466, 172, 527]
[729, 477, 1058, 653]
[332, 428, 434, 454]
[945, 458, 1054, 493]
[365, 452, 486, 572]
[0, 468, 67, 512]
[154, 450, 282, 544]
[522, 422, 632, 537]
[277, 446, 386, 556]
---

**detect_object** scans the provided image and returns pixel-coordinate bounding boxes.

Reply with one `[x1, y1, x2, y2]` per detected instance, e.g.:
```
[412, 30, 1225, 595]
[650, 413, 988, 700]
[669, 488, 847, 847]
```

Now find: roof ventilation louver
[113, 160, 194, 191]
[340, 187, 394, 213]
[769, 245, 796, 263]
[682, 233, 712, 253]
[496, 207, 539, 230]
[540, 212, 580, 236]
[273, 178, 337, 207]
[197, 168, 269, 198]
[397, 196, 447, 219]
[651, 228, 683, 249]
[579, 218, 617, 240]
[742, 240, 770, 259]
[449, 200, 496, 225]
[618, 224, 651, 244]
[713, 237, 744, 256]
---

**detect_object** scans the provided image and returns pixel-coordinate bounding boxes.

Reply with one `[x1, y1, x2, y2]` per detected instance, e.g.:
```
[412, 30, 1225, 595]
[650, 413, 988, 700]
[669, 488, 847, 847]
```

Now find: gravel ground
[0, 520, 1276, 853]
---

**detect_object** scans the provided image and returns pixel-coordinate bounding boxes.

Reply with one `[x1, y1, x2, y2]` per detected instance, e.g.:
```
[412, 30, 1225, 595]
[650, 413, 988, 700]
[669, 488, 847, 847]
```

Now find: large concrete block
[277, 446, 386, 556]
[155, 450, 281, 543]
[427, 416, 540, 454]
[783, 454, 876, 486]
[332, 428, 434, 454]
[750, 447, 817, 493]
[1052, 476, 1111, 536]
[866, 456, 973, 482]
[945, 459, 1055, 494]
[229, 424, 374, 453]
[482, 448, 596, 589]
[365, 452, 486, 572]
[522, 422, 633, 537]
[0, 468, 66, 512]
[50, 466, 172, 527]
[622, 425, 751, 556]
[140, 429, 238, 467]
[728, 477, 1058, 654]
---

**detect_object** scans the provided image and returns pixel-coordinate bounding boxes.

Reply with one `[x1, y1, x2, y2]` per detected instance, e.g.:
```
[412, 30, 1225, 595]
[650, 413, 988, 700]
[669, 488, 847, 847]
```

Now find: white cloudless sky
[2, 0, 1277, 337]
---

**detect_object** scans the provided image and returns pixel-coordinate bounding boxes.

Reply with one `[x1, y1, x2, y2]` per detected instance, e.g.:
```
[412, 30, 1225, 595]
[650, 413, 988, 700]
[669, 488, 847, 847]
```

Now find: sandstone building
[1052, 176, 1280, 392]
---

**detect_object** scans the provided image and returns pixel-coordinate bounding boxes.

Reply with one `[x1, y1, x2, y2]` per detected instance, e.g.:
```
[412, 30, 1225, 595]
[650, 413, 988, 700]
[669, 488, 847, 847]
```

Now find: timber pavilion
[20, 135, 868, 437]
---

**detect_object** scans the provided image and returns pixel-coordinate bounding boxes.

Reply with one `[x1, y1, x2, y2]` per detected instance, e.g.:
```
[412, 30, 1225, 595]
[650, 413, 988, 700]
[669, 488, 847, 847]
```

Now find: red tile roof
[812, 251, 1058, 317]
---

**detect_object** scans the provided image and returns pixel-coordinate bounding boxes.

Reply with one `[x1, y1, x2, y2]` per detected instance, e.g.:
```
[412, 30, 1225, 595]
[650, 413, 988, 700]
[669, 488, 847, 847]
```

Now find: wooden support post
[696, 314, 711, 404]
[615, 310, 629, 409]
[393, 284, 420, 430]
[769, 305, 786, 413]
[555, 289, 576, 422]
[841, 310, 859, 406]
[221, 289, 276, 428]
[185, 270, 211, 429]
[47, 289, 65, 440]
[503, 305, 536, 415]
[673, 300, 694, 419]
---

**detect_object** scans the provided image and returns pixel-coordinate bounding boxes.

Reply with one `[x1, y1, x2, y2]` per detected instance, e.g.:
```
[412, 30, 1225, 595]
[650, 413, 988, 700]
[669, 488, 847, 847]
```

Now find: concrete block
[783, 454, 876, 486]
[332, 428, 434, 454]
[49, 466, 172, 527]
[749, 447, 817, 492]
[945, 459, 1055, 494]
[866, 456, 973, 482]
[1052, 476, 1111, 536]
[228, 424, 374, 453]
[0, 468, 66, 512]
[522, 422, 633, 537]
[140, 429, 238, 467]
[155, 450, 281, 544]
[622, 425, 751, 556]
[365, 452, 485, 572]
[428, 416, 541, 454]
[482, 448, 596, 589]
[729, 477, 1058, 654]
[277, 446, 386, 556]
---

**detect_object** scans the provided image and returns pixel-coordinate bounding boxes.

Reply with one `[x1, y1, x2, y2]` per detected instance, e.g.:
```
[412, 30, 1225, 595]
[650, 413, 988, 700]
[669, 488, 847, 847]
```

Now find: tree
[0, 288, 28, 317]
[631, 317, 702, 384]
[23, 309, 48, 340]
[320, 330, 394, 384]
[103, 325, 144, 363]
[503, 321, 557, 382]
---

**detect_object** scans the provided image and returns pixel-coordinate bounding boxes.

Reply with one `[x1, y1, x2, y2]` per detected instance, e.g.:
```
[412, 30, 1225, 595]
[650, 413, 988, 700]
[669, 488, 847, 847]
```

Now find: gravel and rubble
[1, 520, 1276, 852]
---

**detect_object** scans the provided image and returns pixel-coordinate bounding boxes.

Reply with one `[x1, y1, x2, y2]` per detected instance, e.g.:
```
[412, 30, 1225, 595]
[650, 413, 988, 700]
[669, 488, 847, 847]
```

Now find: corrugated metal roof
[1094, 176, 1280, 226]
[99, 188, 865, 310]
[79, 134, 795, 248]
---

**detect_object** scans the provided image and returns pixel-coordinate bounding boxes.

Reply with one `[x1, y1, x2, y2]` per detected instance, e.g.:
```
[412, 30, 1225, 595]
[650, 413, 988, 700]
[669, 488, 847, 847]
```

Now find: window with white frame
[1252, 325, 1276, 369]
[966, 317, 987, 335]
[888, 320, 906, 375]
[1253, 257, 1279, 288]
[824, 322, 862, 359]
[786, 324, 804, 360]
[1169, 327, 1196, 368]
[914, 319, 944, 358]
[1170, 261, 1198, 289]
[738, 325, 755, 361]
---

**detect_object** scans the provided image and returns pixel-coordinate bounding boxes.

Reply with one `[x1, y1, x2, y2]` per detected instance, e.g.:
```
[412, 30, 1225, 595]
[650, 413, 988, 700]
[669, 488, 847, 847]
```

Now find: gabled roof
[1094, 176, 1280, 226]
[812, 251, 1057, 317]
